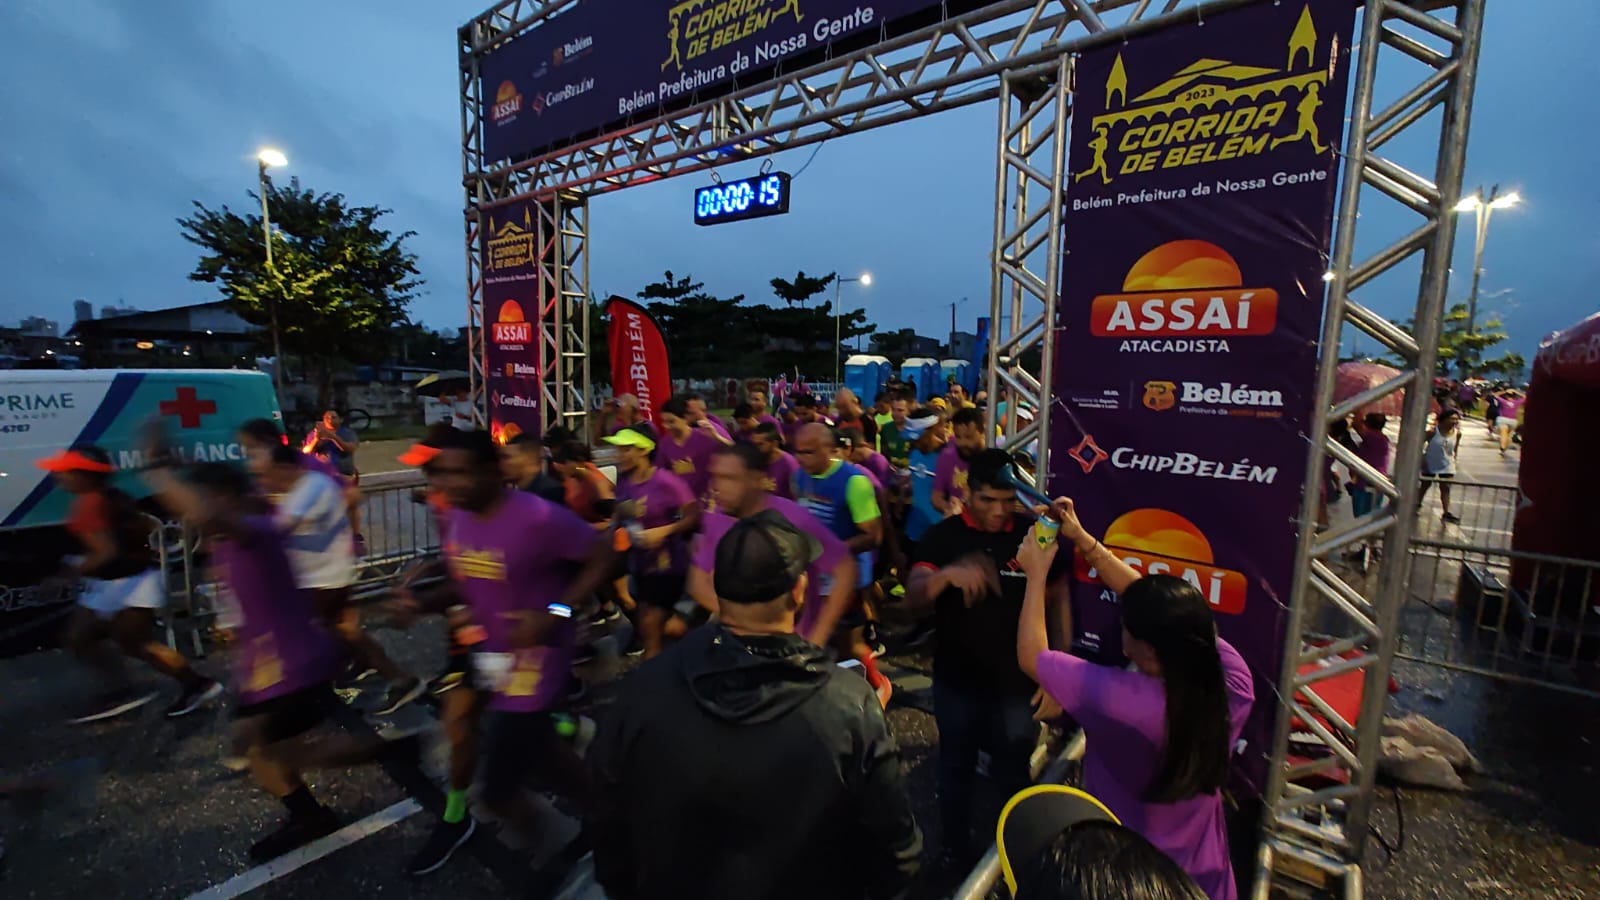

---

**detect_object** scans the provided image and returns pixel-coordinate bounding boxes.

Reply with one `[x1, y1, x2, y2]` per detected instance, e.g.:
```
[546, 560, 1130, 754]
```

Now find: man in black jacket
[587, 510, 922, 900]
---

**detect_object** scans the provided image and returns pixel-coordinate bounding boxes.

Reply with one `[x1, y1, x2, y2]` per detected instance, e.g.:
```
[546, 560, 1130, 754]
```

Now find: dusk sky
[0, 0, 1592, 365]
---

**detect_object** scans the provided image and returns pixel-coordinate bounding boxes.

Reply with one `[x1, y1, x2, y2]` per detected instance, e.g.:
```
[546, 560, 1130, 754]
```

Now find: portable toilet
[941, 359, 975, 396]
[900, 358, 940, 403]
[845, 355, 890, 401]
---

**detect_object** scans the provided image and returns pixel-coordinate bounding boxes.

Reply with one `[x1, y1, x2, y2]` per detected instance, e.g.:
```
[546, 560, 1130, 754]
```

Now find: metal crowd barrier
[157, 473, 440, 653]
[951, 730, 1087, 900]
[1402, 538, 1600, 697]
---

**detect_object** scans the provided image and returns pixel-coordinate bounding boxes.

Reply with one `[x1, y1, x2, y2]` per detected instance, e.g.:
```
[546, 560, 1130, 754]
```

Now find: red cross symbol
[158, 387, 217, 429]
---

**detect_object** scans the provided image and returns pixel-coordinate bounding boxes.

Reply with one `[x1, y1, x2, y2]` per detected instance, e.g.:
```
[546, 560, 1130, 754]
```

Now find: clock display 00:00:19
[693, 172, 792, 226]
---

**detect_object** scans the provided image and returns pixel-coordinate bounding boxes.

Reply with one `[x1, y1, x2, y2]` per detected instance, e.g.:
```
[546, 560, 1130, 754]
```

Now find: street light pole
[833, 272, 871, 386]
[257, 148, 289, 393]
[949, 296, 969, 355]
[1453, 183, 1520, 377]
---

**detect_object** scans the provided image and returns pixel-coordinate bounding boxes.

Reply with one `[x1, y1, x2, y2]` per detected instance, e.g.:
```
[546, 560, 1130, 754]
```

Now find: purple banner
[479, 0, 982, 161]
[1049, 0, 1356, 794]
[482, 198, 543, 442]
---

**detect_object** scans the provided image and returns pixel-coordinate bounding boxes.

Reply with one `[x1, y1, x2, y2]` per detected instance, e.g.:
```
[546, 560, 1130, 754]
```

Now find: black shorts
[235, 683, 336, 744]
[633, 573, 688, 610]
[481, 711, 569, 797]
[309, 586, 354, 624]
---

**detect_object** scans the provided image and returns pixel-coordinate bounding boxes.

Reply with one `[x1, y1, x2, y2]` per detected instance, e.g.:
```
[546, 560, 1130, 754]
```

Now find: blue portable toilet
[900, 358, 940, 403]
[845, 355, 890, 401]
[941, 359, 975, 396]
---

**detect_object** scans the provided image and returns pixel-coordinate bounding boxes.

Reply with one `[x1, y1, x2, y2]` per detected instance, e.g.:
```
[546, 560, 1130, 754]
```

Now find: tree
[177, 177, 421, 406]
[1390, 302, 1524, 380]
[769, 270, 835, 308]
[635, 270, 877, 381]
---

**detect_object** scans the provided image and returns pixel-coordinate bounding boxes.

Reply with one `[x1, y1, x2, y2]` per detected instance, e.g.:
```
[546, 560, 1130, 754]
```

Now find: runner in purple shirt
[138, 449, 410, 864]
[745, 386, 785, 434]
[685, 393, 735, 443]
[783, 392, 833, 444]
[933, 406, 988, 517]
[752, 421, 800, 499]
[654, 396, 724, 500]
[394, 429, 612, 860]
[1017, 498, 1254, 900]
[843, 426, 894, 488]
[605, 424, 703, 659]
[690, 443, 857, 638]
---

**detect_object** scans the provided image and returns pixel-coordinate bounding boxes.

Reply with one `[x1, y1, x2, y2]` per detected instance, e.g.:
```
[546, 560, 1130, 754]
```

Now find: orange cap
[36, 449, 115, 474]
[397, 443, 442, 467]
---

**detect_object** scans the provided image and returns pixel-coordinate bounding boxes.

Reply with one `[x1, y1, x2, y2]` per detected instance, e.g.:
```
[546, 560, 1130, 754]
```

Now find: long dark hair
[1014, 821, 1207, 900]
[1120, 575, 1231, 804]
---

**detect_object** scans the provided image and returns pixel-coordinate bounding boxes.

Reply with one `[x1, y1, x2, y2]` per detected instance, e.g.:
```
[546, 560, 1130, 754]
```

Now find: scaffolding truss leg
[1257, 0, 1486, 892]
[988, 53, 1070, 484]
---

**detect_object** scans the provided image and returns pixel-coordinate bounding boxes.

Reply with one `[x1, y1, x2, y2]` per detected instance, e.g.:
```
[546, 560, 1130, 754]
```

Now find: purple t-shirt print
[933, 444, 971, 507]
[1035, 638, 1255, 900]
[761, 451, 800, 500]
[446, 490, 598, 712]
[654, 427, 722, 499]
[615, 467, 696, 576]
[694, 496, 849, 636]
[215, 515, 338, 705]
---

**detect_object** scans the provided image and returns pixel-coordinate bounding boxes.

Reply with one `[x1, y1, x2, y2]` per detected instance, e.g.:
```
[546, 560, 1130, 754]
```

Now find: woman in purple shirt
[1016, 498, 1254, 900]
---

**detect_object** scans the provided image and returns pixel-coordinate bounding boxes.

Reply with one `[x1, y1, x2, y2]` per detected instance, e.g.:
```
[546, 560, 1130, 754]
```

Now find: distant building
[73, 300, 94, 322]
[871, 328, 941, 358]
[948, 330, 978, 360]
[67, 300, 258, 368]
[17, 317, 59, 338]
[100, 304, 141, 319]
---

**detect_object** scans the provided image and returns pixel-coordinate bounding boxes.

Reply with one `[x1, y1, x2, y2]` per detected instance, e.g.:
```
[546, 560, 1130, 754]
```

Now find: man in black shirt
[907, 448, 1073, 869]
[501, 433, 565, 504]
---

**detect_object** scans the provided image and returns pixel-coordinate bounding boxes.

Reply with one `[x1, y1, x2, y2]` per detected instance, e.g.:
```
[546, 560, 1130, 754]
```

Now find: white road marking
[183, 798, 422, 900]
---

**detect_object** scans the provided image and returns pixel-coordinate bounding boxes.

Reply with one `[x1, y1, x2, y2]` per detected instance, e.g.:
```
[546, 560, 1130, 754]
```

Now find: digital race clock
[694, 172, 791, 226]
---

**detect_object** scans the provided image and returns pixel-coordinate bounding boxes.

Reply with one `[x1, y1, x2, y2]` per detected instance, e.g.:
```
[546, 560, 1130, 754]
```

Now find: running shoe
[373, 677, 426, 716]
[572, 644, 599, 667]
[353, 533, 368, 557]
[165, 679, 224, 718]
[70, 688, 158, 724]
[335, 665, 379, 690]
[1442, 512, 1462, 524]
[430, 671, 465, 697]
[220, 755, 250, 773]
[409, 817, 477, 876]
[588, 605, 622, 625]
[248, 808, 340, 863]
[622, 635, 645, 658]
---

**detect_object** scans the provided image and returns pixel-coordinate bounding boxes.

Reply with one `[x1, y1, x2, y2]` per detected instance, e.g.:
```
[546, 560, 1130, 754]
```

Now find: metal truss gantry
[988, 54, 1069, 484]
[1258, 0, 1485, 892]
[457, 0, 1486, 893]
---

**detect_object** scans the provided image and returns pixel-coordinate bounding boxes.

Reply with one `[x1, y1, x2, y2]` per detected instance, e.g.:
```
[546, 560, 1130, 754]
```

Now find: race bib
[472, 651, 514, 691]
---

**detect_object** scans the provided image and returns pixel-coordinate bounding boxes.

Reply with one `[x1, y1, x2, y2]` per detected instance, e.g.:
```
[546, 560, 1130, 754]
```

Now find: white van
[0, 370, 280, 651]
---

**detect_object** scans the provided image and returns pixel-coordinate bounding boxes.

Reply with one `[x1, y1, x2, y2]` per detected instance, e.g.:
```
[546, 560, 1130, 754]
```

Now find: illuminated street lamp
[257, 147, 289, 391]
[834, 272, 871, 385]
[1453, 184, 1521, 376]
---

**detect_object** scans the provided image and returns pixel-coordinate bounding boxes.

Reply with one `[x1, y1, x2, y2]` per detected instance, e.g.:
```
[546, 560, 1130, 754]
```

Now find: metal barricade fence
[158, 473, 440, 652]
[1403, 479, 1600, 697]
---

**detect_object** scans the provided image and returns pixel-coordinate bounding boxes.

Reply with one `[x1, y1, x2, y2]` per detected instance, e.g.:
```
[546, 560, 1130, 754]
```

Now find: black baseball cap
[996, 785, 1120, 895]
[713, 509, 823, 605]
